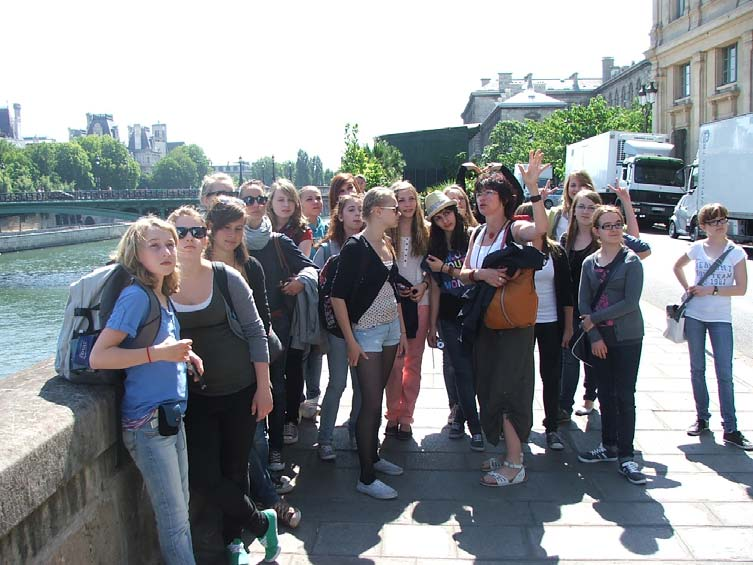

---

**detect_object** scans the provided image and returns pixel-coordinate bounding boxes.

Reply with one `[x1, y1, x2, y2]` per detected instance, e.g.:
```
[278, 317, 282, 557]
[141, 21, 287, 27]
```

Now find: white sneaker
[283, 422, 299, 445]
[356, 479, 397, 499]
[300, 398, 319, 420]
[318, 444, 336, 461]
[373, 458, 403, 476]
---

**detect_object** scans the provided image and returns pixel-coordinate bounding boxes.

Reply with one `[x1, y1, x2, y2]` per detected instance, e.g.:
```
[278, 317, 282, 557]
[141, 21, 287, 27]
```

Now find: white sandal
[480, 461, 525, 487]
[480, 457, 503, 472]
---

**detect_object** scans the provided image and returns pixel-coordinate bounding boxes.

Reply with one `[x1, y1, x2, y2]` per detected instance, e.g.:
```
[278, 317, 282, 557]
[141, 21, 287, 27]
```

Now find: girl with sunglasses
[240, 180, 317, 473]
[672, 203, 751, 450]
[168, 205, 281, 563]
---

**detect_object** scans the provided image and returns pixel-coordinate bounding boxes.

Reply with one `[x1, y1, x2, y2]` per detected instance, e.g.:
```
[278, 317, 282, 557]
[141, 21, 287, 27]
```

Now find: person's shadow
[679, 432, 753, 498]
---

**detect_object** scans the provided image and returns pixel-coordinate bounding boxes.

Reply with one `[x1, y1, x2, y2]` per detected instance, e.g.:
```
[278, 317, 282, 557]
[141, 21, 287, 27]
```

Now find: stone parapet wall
[0, 359, 159, 564]
[0, 224, 128, 253]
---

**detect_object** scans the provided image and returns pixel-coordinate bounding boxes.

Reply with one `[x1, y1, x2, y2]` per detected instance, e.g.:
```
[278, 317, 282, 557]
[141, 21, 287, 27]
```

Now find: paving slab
[241, 298, 753, 564]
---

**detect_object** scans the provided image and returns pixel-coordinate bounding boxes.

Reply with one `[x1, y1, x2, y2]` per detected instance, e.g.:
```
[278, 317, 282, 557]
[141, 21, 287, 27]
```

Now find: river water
[0, 239, 119, 379]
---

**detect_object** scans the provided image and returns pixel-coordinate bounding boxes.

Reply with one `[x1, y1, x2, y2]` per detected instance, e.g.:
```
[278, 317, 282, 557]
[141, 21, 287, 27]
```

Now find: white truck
[669, 113, 753, 245]
[565, 131, 685, 226]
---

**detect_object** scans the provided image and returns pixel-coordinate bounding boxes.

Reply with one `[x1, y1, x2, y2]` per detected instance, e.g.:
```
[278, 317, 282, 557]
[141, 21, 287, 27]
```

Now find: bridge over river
[0, 189, 201, 221]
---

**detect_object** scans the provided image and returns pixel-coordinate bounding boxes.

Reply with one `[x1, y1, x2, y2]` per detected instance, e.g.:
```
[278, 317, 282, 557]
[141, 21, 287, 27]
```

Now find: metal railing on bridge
[0, 189, 200, 203]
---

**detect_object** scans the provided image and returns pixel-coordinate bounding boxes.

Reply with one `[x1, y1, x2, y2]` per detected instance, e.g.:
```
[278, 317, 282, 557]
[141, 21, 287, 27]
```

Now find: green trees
[150, 144, 210, 189]
[339, 123, 406, 189]
[482, 97, 645, 180]
[0, 139, 98, 192]
[75, 136, 141, 190]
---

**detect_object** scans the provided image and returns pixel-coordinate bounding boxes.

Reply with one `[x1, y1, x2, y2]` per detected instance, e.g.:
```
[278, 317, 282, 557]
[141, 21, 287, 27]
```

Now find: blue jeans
[303, 344, 323, 400]
[249, 422, 278, 508]
[123, 417, 195, 565]
[318, 333, 361, 445]
[438, 318, 481, 434]
[685, 317, 737, 433]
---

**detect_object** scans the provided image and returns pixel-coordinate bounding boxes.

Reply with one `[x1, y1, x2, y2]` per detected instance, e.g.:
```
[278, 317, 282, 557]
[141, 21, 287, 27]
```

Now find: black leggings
[355, 345, 398, 484]
[185, 385, 269, 544]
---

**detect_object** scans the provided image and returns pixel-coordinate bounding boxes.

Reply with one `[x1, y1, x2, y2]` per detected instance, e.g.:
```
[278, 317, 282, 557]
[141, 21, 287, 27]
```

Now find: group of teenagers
[86, 149, 750, 565]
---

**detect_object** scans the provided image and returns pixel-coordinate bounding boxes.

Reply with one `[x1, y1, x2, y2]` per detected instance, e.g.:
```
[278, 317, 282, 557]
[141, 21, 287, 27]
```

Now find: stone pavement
[243, 300, 753, 564]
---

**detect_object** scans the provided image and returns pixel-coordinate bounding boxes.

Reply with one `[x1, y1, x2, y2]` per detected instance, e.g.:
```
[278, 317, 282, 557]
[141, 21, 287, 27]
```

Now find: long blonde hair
[388, 181, 429, 258]
[267, 178, 307, 233]
[116, 216, 180, 295]
[324, 193, 364, 247]
[563, 170, 595, 214]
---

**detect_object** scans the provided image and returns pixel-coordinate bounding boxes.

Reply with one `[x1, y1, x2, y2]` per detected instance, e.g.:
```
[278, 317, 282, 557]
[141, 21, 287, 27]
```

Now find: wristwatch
[712, 285, 719, 296]
[529, 194, 542, 203]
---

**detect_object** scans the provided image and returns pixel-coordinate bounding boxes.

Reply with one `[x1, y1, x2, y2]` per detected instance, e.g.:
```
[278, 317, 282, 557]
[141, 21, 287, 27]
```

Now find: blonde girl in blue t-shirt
[90, 217, 204, 565]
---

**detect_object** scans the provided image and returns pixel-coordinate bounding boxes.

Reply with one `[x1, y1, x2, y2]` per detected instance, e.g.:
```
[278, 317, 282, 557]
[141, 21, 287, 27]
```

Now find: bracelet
[529, 194, 542, 203]
[146, 346, 153, 363]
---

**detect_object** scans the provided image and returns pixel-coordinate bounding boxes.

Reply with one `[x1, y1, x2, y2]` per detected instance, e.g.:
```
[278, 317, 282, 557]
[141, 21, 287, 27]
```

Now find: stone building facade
[68, 113, 120, 141]
[645, 0, 753, 163]
[127, 123, 169, 173]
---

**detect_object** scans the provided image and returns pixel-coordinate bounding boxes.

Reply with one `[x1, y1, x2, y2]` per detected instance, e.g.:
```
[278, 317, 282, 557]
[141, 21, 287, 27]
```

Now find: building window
[720, 43, 737, 85]
[675, 0, 685, 19]
[677, 63, 690, 99]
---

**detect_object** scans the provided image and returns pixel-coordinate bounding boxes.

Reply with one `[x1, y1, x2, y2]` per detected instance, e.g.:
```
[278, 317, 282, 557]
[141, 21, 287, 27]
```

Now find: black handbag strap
[590, 248, 627, 310]
[680, 244, 735, 309]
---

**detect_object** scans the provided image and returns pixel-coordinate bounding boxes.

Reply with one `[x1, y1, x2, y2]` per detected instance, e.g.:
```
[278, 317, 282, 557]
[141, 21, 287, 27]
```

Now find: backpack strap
[212, 262, 237, 318]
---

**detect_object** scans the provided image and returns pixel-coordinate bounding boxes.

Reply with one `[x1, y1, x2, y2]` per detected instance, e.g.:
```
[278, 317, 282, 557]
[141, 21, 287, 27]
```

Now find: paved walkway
[244, 300, 753, 564]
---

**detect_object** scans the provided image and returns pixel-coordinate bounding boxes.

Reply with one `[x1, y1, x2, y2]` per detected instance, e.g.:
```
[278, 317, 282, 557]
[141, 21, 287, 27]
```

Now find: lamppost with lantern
[238, 156, 246, 185]
[638, 81, 658, 133]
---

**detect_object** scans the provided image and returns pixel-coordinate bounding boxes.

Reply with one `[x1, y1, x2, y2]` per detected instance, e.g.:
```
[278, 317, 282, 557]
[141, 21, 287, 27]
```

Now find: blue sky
[4, 0, 653, 170]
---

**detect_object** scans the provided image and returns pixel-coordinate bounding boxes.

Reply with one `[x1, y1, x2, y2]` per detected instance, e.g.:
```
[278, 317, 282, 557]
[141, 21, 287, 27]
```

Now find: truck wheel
[544, 199, 553, 210]
[668, 221, 679, 239]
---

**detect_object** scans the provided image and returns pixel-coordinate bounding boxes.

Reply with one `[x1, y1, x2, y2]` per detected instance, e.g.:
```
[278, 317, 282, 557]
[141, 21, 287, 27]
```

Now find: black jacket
[459, 243, 546, 346]
[249, 234, 316, 316]
[331, 234, 407, 328]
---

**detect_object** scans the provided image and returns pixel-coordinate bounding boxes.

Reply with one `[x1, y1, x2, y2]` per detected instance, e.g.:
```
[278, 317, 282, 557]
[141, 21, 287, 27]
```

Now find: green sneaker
[258, 508, 281, 562]
[226, 538, 250, 565]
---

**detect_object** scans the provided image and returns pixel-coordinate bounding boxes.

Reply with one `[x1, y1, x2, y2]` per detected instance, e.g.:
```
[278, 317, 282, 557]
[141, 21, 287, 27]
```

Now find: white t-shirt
[684, 241, 746, 323]
[554, 213, 569, 241]
[398, 236, 429, 306]
[535, 255, 557, 323]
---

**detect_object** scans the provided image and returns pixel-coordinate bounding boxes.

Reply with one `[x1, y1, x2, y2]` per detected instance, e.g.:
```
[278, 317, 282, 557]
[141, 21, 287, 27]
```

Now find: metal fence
[0, 189, 200, 203]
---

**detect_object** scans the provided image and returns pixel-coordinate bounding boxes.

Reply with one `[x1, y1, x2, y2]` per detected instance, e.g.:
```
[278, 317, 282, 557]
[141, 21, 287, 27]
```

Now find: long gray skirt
[473, 324, 535, 446]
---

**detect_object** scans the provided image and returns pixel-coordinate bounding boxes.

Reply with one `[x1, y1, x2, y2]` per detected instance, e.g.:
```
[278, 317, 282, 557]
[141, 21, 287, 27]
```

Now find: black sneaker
[546, 431, 565, 451]
[619, 460, 647, 485]
[578, 444, 618, 463]
[687, 419, 709, 436]
[557, 408, 572, 424]
[448, 421, 465, 439]
[723, 430, 753, 451]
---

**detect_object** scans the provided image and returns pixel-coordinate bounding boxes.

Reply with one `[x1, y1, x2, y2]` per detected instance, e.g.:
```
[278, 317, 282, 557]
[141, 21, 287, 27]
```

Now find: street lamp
[94, 157, 101, 190]
[271, 155, 276, 182]
[238, 156, 245, 185]
[638, 81, 658, 133]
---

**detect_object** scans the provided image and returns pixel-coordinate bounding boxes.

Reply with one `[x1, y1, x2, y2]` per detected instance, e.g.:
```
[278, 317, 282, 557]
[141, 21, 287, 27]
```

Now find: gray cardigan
[579, 250, 644, 344]
[222, 266, 270, 364]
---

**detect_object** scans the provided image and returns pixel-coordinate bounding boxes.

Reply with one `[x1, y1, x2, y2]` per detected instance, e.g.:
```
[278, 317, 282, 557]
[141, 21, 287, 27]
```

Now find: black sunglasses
[243, 195, 269, 206]
[176, 226, 208, 239]
[207, 190, 236, 198]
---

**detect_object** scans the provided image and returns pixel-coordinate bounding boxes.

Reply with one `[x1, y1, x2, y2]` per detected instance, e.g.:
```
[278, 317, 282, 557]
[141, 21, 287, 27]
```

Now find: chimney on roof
[602, 57, 615, 82]
[12, 103, 21, 139]
[569, 72, 580, 90]
[498, 72, 512, 92]
[481, 78, 491, 87]
[524, 73, 533, 89]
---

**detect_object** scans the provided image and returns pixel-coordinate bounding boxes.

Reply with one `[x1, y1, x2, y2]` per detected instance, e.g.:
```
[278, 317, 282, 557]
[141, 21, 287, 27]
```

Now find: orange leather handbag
[483, 268, 538, 329]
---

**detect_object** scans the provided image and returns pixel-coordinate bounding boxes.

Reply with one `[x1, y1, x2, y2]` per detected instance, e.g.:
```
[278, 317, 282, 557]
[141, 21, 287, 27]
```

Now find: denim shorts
[353, 317, 401, 352]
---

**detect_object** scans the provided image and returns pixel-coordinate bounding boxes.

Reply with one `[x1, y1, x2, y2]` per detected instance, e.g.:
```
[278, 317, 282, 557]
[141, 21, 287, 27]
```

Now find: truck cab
[621, 141, 685, 227]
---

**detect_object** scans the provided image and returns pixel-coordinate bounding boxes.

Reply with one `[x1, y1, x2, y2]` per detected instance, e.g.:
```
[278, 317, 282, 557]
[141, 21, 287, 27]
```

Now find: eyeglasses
[598, 222, 624, 231]
[206, 190, 236, 198]
[176, 226, 208, 239]
[379, 206, 399, 213]
[576, 204, 597, 212]
[243, 195, 268, 206]
[703, 217, 728, 227]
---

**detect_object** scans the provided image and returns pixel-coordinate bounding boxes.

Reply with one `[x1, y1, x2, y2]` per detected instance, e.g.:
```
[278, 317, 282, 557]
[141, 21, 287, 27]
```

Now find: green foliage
[482, 96, 645, 180]
[0, 139, 96, 192]
[151, 151, 198, 189]
[75, 135, 140, 190]
[56, 143, 95, 190]
[295, 150, 312, 187]
[176, 144, 211, 183]
[339, 123, 406, 189]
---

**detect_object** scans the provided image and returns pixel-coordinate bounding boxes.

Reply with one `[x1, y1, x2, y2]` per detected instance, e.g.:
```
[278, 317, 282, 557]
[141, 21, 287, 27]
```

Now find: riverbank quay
[0, 223, 128, 253]
[1, 299, 751, 563]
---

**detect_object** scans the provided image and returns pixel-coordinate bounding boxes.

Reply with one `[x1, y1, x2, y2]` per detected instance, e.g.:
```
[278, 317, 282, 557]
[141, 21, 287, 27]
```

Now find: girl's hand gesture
[409, 282, 428, 303]
[607, 179, 631, 203]
[591, 339, 608, 359]
[251, 386, 273, 421]
[425, 255, 444, 273]
[154, 337, 194, 363]
[517, 149, 551, 191]
[346, 339, 368, 367]
[397, 333, 409, 358]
